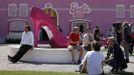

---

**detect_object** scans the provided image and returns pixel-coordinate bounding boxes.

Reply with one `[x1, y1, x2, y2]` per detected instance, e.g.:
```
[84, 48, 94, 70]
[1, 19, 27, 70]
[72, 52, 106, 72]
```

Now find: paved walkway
[0, 44, 134, 73]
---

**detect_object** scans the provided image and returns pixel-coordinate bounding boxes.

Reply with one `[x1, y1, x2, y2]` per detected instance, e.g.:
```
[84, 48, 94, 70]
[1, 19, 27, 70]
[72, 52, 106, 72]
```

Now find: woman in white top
[81, 41, 104, 75]
[83, 28, 94, 51]
[8, 25, 34, 63]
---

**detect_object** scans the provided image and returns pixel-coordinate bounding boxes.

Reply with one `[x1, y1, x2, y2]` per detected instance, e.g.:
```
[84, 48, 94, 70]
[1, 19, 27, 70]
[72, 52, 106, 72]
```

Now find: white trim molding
[70, 19, 91, 23]
[8, 18, 28, 22]
[70, 19, 91, 32]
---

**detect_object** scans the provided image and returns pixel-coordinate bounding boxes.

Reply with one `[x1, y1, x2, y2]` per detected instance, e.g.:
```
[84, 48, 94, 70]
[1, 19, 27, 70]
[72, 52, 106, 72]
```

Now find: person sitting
[80, 41, 104, 75]
[93, 26, 101, 41]
[82, 28, 94, 51]
[99, 34, 107, 47]
[8, 25, 34, 63]
[68, 27, 83, 64]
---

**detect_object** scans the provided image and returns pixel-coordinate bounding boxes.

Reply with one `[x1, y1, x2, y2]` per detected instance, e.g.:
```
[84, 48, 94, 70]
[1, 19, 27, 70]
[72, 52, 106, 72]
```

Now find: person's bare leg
[71, 48, 75, 64]
[78, 47, 83, 64]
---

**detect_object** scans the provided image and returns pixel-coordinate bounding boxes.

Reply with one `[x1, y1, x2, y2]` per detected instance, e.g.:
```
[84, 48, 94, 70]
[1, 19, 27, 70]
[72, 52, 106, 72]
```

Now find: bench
[9, 45, 87, 64]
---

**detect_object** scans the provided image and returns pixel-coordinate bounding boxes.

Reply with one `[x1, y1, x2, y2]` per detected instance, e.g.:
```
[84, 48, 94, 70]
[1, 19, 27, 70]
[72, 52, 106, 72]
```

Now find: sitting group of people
[68, 27, 128, 75]
[75, 37, 128, 75]
[68, 27, 94, 64]
[7, 25, 128, 75]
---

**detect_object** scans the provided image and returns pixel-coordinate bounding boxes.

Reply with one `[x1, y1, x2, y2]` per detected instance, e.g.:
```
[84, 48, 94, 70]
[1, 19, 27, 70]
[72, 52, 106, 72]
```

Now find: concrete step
[9, 45, 87, 64]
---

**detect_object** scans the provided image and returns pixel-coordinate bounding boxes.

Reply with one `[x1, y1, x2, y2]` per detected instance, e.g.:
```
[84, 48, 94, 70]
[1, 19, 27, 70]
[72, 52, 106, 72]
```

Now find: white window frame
[70, 19, 90, 32]
[8, 4, 17, 17]
[19, 3, 28, 17]
[130, 5, 134, 18]
[9, 20, 26, 32]
[116, 4, 125, 18]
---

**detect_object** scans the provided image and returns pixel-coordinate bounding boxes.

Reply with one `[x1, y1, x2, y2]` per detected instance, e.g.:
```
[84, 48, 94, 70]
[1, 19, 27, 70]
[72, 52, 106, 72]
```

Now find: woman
[82, 28, 94, 51]
[93, 26, 101, 41]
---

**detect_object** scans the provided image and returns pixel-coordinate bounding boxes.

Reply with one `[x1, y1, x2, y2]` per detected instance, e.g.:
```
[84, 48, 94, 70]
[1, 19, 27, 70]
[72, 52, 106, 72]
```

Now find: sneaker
[77, 59, 81, 64]
[8, 55, 12, 59]
[75, 66, 80, 72]
[7, 55, 16, 63]
[72, 61, 75, 64]
[125, 59, 129, 63]
[8, 58, 12, 62]
[110, 68, 115, 72]
[115, 69, 119, 72]
[72, 59, 75, 64]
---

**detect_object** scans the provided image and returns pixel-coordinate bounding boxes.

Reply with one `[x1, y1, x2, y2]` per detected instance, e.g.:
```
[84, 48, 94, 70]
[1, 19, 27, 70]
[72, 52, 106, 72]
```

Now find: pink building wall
[0, 0, 134, 43]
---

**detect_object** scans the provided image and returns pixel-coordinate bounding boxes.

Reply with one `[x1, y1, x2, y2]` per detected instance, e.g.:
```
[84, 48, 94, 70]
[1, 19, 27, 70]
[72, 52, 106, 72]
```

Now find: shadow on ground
[105, 72, 134, 75]
[78, 72, 134, 75]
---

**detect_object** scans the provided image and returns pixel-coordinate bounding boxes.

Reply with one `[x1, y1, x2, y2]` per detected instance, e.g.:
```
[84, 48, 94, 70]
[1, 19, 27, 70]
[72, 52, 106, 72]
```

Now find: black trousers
[129, 39, 134, 54]
[11, 45, 32, 63]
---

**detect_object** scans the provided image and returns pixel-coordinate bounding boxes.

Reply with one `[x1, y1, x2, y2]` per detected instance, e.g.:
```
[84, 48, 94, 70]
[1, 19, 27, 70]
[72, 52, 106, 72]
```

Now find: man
[80, 41, 104, 75]
[68, 27, 83, 64]
[93, 26, 100, 41]
[113, 23, 122, 46]
[82, 28, 94, 51]
[106, 37, 127, 72]
[8, 25, 34, 63]
[122, 22, 132, 62]
[130, 23, 134, 55]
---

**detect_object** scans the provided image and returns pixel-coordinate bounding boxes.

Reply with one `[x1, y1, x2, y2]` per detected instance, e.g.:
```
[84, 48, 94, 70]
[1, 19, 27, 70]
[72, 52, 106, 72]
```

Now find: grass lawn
[0, 71, 86, 75]
[0, 71, 133, 75]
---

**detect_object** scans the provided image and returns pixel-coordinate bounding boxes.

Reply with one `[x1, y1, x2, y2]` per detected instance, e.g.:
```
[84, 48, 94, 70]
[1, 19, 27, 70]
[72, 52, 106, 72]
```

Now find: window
[71, 20, 89, 33]
[116, 4, 125, 18]
[130, 5, 134, 18]
[19, 4, 28, 16]
[9, 21, 26, 32]
[8, 4, 17, 17]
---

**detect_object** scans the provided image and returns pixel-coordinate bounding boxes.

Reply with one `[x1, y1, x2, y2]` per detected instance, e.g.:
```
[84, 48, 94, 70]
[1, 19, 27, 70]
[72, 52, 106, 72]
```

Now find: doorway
[39, 28, 49, 43]
[70, 19, 90, 33]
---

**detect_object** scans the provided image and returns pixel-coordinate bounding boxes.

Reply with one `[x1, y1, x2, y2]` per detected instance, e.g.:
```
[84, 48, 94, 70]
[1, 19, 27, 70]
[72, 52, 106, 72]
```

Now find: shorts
[68, 45, 82, 51]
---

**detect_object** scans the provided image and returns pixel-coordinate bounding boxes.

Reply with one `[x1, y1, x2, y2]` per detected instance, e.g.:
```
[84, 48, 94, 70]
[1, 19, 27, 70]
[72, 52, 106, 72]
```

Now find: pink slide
[30, 7, 68, 48]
